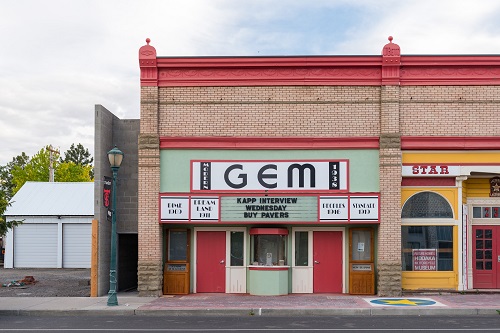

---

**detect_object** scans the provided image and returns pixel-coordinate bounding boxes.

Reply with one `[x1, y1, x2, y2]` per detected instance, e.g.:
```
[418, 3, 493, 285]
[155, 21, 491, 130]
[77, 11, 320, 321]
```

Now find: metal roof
[5, 182, 94, 216]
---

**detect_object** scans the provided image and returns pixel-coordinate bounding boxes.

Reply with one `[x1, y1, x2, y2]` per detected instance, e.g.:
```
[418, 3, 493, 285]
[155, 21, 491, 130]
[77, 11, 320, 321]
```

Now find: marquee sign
[191, 160, 348, 192]
[160, 194, 379, 224]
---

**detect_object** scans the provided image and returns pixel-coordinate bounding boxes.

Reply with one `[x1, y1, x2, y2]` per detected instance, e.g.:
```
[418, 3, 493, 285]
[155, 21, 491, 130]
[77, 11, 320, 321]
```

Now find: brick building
[94, 37, 500, 297]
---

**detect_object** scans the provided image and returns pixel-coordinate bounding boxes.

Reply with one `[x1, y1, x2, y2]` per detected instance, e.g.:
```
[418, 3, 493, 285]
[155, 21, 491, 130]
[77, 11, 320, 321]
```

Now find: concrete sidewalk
[1, 293, 499, 316]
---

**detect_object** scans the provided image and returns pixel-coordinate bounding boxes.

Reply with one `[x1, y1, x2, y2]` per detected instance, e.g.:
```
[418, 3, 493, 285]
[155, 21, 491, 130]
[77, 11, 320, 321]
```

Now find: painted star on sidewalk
[368, 298, 437, 306]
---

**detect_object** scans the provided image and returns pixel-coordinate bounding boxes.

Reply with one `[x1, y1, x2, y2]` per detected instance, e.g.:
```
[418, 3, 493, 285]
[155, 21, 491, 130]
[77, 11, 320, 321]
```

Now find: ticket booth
[349, 228, 375, 294]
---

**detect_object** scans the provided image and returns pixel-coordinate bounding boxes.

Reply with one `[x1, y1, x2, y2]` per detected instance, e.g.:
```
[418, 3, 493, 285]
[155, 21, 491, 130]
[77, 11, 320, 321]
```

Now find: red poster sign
[412, 249, 437, 271]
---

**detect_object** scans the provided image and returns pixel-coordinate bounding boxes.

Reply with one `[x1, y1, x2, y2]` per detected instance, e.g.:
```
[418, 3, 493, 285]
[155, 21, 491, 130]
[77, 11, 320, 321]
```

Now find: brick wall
[158, 86, 381, 137]
[400, 86, 500, 136]
[138, 86, 163, 296]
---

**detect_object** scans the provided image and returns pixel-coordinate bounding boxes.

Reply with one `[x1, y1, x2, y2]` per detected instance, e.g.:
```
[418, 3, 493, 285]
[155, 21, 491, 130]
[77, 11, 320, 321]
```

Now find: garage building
[4, 182, 93, 269]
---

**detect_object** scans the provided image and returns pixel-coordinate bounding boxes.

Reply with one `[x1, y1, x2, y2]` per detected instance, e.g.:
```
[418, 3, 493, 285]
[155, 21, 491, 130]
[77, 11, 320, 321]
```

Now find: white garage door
[63, 223, 91, 268]
[14, 223, 58, 268]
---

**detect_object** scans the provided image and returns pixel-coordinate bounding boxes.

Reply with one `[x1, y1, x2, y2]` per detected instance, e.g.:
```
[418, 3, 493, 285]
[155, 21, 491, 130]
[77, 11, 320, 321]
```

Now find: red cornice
[401, 136, 500, 150]
[140, 39, 500, 87]
[160, 137, 380, 149]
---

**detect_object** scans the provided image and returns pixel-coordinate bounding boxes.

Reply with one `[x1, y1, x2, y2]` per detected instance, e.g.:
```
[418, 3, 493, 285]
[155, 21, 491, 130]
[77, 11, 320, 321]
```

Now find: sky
[1, 0, 500, 166]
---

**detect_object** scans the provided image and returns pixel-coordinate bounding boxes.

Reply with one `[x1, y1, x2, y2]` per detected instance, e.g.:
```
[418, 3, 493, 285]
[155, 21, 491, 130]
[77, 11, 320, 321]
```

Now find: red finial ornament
[146, 38, 151, 45]
[388, 36, 393, 43]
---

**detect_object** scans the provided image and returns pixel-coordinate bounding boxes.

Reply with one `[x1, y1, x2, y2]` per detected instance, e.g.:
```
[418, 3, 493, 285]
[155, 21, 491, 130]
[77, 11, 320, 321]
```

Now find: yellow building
[402, 147, 500, 290]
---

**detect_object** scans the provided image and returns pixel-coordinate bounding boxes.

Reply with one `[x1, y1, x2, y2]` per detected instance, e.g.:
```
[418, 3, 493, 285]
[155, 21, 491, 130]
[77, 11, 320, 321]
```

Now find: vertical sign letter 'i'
[200, 162, 211, 190]
[329, 162, 340, 190]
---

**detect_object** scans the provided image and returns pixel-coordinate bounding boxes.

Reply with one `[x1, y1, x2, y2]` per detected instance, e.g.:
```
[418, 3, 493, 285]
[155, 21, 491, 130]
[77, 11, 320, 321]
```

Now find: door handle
[220, 260, 225, 264]
[314, 260, 320, 264]
[498, 256, 500, 263]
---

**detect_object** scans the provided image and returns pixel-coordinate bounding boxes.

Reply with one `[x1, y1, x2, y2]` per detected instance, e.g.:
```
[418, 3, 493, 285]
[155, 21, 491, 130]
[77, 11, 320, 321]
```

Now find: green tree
[0, 153, 29, 236]
[0, 153, 29, 203]
[11, 147, 53, 194]
[55, 162, 93, 182]
[11, 146, 94, 194]
[60, 143, 93, 166]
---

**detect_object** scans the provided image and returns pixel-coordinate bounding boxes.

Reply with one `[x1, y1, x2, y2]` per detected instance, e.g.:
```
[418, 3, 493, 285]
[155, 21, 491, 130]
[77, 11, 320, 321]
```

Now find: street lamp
[107, 145, 124, 306]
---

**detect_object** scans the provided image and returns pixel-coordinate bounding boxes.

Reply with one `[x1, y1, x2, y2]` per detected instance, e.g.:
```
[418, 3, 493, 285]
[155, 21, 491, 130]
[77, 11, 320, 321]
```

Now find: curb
[1, 308, 499, 317]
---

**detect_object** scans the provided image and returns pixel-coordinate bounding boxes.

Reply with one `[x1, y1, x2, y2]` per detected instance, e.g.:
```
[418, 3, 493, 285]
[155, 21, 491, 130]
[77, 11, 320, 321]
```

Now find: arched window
[402, 191, 453, 219]
[401, 191, 455, 272]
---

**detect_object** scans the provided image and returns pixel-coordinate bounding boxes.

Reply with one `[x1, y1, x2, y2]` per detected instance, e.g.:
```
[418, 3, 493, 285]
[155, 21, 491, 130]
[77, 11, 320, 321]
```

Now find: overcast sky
[1, 0, 499, 166]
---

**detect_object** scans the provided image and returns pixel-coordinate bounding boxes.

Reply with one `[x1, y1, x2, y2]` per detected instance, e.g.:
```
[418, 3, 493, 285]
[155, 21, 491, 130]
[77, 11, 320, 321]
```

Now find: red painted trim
[402, 178, 456, 187]
[249, 228, 289, 235]
[402, 136, 500, 150]
[158, 192, 380, 224]
[249, 266, 289, 271]
[160, 137, 380, 149]
[140, 39, 500, 87]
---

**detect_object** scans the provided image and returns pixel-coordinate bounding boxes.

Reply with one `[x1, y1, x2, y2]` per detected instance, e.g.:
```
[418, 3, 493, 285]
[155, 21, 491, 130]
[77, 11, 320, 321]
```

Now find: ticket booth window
[250, 228, 288, 266]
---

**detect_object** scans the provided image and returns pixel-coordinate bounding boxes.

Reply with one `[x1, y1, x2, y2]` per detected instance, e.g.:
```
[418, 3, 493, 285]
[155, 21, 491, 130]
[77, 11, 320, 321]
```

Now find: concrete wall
[94, 105, 139, 296]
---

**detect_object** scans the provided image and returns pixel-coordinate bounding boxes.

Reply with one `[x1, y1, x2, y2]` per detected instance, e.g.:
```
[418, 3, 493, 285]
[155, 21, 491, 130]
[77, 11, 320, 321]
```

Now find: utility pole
[47, 145, 59, 182]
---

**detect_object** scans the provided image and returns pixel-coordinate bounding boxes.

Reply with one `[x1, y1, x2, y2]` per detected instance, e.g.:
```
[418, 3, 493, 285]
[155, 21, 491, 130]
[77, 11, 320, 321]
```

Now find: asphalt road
[0, 315, 499, 332]
[0, 268, 90, 297]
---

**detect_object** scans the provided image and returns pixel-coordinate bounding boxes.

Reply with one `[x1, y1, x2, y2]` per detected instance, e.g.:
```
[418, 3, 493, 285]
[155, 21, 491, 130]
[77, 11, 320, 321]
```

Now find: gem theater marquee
[161, 159, 379, 224]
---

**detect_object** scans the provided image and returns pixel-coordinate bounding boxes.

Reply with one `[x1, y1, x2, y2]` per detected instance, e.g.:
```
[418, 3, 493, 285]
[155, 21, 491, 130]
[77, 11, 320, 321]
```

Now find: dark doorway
[118, 233, 138, 291]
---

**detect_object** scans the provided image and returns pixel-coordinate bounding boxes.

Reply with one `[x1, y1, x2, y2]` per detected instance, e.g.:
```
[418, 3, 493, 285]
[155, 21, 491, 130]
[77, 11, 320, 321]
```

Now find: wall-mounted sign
[490, 177, 500, 197]
[402, 165, 460, 177]
[319, 196, 379, 222]
[412, 249, 437, 271]
[160, 194, 379, 224]
[350, 196, 379, 221]
[191, 160, 348, 192]
[319, 196, 348, 221]
[352, 264, 372, 271]
[161, 196, 219, 222]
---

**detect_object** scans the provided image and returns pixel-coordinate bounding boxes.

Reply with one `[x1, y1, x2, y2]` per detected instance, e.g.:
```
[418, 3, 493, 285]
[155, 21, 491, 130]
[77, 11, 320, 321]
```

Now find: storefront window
[251, 231, 287, 266]
[401, 191, 454, 272]
[402, 226, 453, 271]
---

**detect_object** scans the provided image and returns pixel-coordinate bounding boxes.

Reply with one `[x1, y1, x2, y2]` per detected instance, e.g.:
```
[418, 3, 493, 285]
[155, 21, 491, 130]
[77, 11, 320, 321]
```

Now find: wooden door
[473, 226, 500, 289]
[313, 231, 342, 293]
[196, 231, 226, 292]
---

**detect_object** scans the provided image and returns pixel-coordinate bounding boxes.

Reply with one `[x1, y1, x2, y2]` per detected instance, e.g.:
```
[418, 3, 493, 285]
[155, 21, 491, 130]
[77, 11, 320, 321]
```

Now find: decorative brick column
[137, 40, 163, 297]
[377, 37, 402, 296]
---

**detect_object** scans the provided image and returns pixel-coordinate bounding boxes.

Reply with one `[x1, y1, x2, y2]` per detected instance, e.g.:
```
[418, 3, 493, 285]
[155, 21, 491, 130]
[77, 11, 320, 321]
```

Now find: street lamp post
[107, 146, 124, 306]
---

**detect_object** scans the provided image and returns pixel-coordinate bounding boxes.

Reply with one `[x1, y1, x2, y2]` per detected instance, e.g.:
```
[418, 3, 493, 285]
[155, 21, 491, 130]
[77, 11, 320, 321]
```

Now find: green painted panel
[161, 149, 379, 192]
[248, 269, 289, 295]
